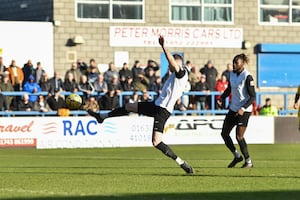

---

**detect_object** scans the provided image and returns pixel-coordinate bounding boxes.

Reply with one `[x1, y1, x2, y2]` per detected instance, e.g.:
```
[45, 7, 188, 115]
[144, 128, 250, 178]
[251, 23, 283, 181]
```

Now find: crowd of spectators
[0, 56, 279, 115]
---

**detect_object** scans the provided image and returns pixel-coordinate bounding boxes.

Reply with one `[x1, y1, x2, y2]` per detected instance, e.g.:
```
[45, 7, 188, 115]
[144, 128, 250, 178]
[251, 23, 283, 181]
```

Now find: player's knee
[152, 138, 162, 147]
[236, 135, 244, 142]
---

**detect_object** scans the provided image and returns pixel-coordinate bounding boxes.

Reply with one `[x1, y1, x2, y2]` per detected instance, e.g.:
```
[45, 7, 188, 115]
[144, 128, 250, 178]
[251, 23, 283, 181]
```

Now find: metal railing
[0, 91, 297, 116]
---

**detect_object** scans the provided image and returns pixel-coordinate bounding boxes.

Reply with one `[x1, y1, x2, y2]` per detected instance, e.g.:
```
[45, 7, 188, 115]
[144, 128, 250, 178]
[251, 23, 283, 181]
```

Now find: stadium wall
[0, 115, 297, 149]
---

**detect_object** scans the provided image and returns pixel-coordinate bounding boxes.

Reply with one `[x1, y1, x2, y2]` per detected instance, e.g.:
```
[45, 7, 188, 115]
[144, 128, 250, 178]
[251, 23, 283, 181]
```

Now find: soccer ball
[66, 93, 82, 110]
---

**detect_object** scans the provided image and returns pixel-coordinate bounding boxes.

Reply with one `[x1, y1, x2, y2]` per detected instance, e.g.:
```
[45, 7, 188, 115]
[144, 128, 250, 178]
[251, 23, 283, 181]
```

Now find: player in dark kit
[88, 35, 194, 174]
[217, 54, 256, 168]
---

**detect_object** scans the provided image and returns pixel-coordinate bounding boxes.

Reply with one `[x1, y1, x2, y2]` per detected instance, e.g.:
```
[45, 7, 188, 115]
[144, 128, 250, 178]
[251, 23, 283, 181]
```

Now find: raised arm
[159, 35, 180, 73]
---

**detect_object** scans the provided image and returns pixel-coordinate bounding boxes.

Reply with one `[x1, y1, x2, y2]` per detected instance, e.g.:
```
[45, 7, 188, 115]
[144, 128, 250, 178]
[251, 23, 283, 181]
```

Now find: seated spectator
[39, 73, 51, 92]
[87, 63, 100, 84]
[145, 67, 156, 90]
[93, 74, 108, 93]
[17, 93, 33, 111]
[174, 98, 188, 115]
[78, 74, 95, 104]
[0, 89, 8, 111]
[133, 73, 149, 91]
[150, 76, 163, 96]
[129, 91, 140, 103]
[23, 75, 42, 103]
[107, 75, 122, 92]
[64, 72, 78, 92]
[83, 96, 99, 112]
[47, 89, 66, 111]
[122, 75, 134, 91]
[33, 95, 50, 112]
[259, 98, 278, 116]
[104, 62, 118, 84]
[140, 90, 152, 102]
[65, 62, 82, 84]
[99, 90, 120, 110]
[49, 71, 64, 94]
[0, 71, 14, 109]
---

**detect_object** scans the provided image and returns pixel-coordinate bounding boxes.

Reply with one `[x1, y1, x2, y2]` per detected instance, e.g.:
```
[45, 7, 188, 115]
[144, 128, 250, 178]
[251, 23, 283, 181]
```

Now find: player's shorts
[138, 101, 171, 133]
[224, 109, 251, 127]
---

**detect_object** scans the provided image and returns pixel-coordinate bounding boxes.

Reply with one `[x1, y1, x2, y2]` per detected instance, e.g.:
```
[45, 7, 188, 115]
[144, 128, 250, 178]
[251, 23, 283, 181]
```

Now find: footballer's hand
[216, 99, 222, 107]
[159, 35, 165, 47]
[293, 103, 298, 109]
[237, 109, 244, 116]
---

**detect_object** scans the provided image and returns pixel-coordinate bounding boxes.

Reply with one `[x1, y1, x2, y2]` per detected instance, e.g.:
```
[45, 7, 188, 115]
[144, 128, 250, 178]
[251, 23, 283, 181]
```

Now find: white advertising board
[110, 26, 243, 48]
[0, 115, 274, 149]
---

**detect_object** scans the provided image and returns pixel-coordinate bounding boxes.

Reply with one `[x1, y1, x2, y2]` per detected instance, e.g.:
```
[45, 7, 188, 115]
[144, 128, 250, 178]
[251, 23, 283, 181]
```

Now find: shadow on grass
[2, 191, 300, 200]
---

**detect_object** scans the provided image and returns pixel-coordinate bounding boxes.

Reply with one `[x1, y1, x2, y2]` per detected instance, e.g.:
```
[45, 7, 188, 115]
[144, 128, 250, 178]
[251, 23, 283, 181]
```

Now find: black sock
[238, 138, 249, 159]
[222, 134, 236, 153]
[108, 107, 129, 117]
[155, 142, 177, 160]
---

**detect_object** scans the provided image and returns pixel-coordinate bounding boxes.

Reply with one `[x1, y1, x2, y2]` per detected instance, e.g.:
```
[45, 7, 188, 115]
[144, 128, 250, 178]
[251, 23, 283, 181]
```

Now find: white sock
[246, 158, 252, 164]
[175, 157, 184, 165]
[233, 150, 241, 158]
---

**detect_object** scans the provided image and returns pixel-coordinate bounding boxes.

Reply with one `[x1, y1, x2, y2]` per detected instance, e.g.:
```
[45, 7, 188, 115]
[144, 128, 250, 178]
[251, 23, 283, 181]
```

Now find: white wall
[0, 21, 53, 76]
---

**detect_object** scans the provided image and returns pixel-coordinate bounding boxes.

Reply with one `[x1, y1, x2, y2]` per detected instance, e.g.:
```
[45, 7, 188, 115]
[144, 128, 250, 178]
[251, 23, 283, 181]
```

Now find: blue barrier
[0, 91, 297, 116]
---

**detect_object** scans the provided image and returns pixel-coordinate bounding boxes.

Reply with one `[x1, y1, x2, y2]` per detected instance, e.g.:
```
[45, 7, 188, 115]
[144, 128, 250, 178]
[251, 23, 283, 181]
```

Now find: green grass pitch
[0, 144, 299, 200]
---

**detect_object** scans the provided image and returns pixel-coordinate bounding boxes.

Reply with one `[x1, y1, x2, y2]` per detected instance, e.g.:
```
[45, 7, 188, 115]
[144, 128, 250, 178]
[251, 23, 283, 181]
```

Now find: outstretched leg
[88, 102, 138, 123]
[153, 131, 193, 174]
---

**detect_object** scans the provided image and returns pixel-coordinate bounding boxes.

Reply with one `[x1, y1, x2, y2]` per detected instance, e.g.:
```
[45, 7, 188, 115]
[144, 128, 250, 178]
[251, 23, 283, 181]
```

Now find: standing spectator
[7, 60, 24, 91]
[77, 58, 88, 75]
[0, 71, 14, 109]
[144, 59, 160, 77]
[33, 95, 50, 112]
[215, 74, 229, 109]
[259, 98, 278, 116]
[188, 63, 199, 90]
[78, 74, 95, 103]
[193, 74, 210, 111]
[39, 73, 51, 92]
[65, 62, 82, 84]
[0, 56, 7, 79]
[222, 63, 233, 81]
[22, 59, 35, 85]
[93, 74, 108, 93]
[17, 93, 33, 111]
[49, 71, 64, 94]
[63, 72, 78, 92]
[119, 62, 132, 89]
[47, 89, 66, 111]
[131, 60, 144, 81]
[23, 74, 42, 103]
[35, 62, 46, 84]
[200, 60, 218, 91]
[200, 60, 218, 109]
[99, 90, 120, 110]
[104, 62, 119, 84]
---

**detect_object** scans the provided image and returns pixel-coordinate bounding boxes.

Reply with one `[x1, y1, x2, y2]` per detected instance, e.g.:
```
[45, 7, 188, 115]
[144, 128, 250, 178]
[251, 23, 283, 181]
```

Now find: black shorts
[224, 109, 251, 127]
[138, 101, 171, 133]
